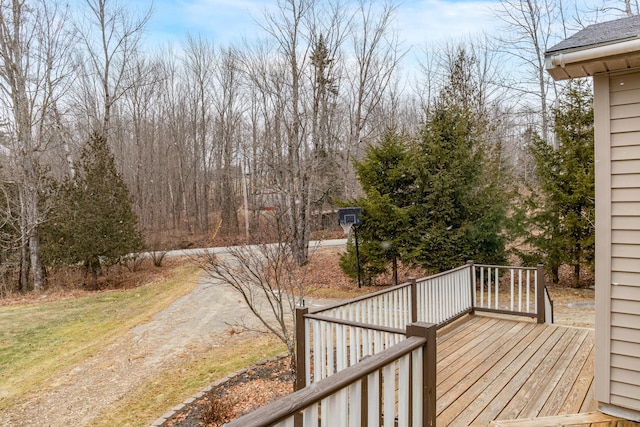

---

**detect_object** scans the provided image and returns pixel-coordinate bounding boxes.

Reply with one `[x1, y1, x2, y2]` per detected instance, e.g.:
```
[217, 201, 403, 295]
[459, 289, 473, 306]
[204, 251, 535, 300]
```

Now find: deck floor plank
[466, 327, 579, 427]
[437, 322, 534, 396]
[437, 316, 497, 356]
[437, 320, 527, 386]
[438, 323, 560, 426]
[437, 314, 487, 342]
[433, 315, 627, 427]
[580, 377, 598, 413]
[435, 321, 545, 418]
[543, 335, 595, 417]
[488, 411, 625, 426]
[510, 328, 592, 420]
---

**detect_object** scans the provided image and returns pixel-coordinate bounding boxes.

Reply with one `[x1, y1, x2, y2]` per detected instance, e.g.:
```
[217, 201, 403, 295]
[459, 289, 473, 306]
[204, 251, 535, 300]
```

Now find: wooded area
[0, 0, 621, 293]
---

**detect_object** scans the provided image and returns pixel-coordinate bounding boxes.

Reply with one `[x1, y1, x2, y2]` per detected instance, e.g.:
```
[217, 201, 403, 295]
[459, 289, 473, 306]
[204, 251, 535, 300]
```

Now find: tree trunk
[551, 264, 559, 284]
[392, 256, 398, 286]
[29, 234, 44, 291]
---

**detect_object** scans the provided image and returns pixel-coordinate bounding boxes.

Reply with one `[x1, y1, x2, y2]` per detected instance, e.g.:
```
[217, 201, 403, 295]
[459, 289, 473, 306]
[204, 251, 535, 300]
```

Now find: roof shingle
[546, 14, 640, 55]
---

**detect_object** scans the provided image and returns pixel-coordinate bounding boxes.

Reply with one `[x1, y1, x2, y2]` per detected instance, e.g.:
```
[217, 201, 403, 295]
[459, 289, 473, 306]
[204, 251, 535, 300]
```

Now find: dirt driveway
[0, 271, 268, 427]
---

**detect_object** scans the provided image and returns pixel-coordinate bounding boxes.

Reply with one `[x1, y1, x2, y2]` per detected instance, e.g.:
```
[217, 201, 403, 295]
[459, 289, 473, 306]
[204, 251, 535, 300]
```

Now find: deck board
[438, 324, 558, 425]
[515, 329, 591, 419]
[436, 322, 545, 418]
[435, 315, 639, 427]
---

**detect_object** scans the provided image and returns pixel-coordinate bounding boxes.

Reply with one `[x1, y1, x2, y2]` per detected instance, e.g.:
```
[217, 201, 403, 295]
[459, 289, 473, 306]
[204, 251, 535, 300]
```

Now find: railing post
[294, 307, 308, 427]
[361, 373, 369, 426]
[410, 278, 418, 323]
[407, 322, 437, 427]
[295, 306, 309, 391]
[536, 264, 545, 324]
[467, 260, 475, 314]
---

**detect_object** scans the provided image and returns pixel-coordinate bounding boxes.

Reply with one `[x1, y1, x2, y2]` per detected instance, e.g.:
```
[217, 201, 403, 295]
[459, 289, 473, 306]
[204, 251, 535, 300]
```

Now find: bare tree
[493, 0, 565, 145]
[212, 47, 243, 237]
[198, 225, 307, 372]
[342, 0, 404, 198]
[155, 45, 194, 232]
[76, 0, 151, 136]
[182, 35, 216, 234]
[0, 0, 75, 291]
[120, 55, 164, 230]
[306, 2, 351, 227]
[597, 0, 639, 16]
[259, 0, 314, 266]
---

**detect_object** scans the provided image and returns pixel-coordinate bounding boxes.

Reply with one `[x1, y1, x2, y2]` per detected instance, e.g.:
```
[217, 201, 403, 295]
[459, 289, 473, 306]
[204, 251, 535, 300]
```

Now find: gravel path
[0, 271, 272, 427]
[0, 241, 346, 427]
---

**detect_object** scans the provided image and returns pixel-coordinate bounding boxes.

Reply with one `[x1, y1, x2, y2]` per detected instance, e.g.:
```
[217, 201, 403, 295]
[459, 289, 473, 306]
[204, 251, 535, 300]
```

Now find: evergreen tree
[406, 97, 508, 272]
[406, 48, 508, 272]
[339, 49, 509, 282]
[517, 80, 594, 286]
[339, 129, 413, 284]
[42, 132, 144, 288]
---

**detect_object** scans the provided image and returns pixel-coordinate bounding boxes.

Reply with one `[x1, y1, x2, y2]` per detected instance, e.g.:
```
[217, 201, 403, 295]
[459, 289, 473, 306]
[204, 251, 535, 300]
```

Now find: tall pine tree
[339, 129, 413, 284]
[43, 132, 144, 288]
[339, 48, 509, 282]
[406, 48, 508, 272]
[517, 80, 594, 286]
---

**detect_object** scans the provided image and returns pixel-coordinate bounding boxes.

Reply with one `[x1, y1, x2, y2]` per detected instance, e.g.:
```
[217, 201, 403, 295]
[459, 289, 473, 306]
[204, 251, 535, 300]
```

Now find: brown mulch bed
[163, 356, 293, 427]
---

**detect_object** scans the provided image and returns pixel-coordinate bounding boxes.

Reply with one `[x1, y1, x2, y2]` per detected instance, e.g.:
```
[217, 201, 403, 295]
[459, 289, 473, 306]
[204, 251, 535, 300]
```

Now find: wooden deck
[435, 314, 631, 427]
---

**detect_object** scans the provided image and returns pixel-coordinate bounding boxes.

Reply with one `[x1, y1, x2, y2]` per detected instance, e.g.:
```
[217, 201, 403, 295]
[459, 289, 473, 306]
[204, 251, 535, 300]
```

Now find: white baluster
[383, 363, 395, 427]
[398, 354, 410, 427]
[303, 402, 319, 427]
[368, 370, 380, 427]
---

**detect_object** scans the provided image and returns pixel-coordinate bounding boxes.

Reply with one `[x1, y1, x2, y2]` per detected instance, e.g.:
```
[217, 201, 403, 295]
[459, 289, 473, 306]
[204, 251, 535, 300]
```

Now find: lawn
[0, 262, 200, 412]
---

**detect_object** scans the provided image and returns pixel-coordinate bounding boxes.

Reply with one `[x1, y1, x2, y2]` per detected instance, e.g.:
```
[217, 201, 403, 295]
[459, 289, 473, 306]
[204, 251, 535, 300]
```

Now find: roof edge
[546, 37, 640, 74]
[546, 35, 640, 56]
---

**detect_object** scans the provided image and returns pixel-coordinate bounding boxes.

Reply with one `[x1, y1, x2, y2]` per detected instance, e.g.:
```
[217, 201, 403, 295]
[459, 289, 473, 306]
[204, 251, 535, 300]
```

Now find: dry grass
[0, 261, 200, 412]
[88, 335, 287, 427]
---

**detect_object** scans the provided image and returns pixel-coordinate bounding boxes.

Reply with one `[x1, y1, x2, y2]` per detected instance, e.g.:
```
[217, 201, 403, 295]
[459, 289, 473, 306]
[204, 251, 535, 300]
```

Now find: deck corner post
[294, 306, 308, 427]
[407, 322, 437, 427]
[410, 278, 418, 323]
[467, 260, 475, 314]
[536, 264, 545, 324]
[295, 306, 309, 392]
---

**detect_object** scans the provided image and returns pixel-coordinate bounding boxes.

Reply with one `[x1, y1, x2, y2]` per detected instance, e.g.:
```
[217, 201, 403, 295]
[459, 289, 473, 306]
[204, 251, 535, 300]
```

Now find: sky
[141, 0, 503, 51]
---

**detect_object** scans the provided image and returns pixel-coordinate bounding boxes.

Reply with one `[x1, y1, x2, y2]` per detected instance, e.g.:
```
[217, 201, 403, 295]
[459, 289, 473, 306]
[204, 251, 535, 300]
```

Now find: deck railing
[225, 322, 437, 427]
[224, 261, 553, 427]
[296, 264, 474, 387]
[414, 264, 473, 325]
[296, 262, 552, 390]
[298, 310, 405, 385]
[472, 263, 550, 323]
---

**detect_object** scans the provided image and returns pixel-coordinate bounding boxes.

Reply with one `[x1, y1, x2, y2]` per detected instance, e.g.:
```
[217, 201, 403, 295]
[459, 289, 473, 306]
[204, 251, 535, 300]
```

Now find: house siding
[607, 71, 640, 412]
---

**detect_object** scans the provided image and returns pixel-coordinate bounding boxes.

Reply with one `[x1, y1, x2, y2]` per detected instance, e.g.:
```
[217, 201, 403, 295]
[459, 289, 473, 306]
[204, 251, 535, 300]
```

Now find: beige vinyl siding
[612, 159, 640, 174]
[611, 326, 640, 343]
[611, 131, 640, 146]
[612, 203, 640, 216]
[608, 71, 640, 411]
[612, 258, 640, 272]
[611, 284, 640, 299]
